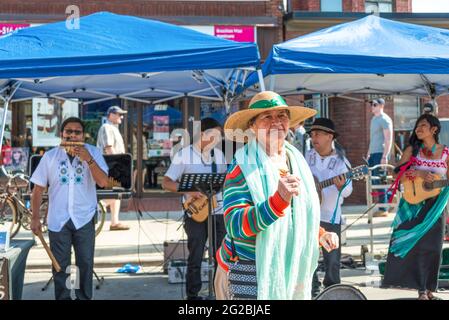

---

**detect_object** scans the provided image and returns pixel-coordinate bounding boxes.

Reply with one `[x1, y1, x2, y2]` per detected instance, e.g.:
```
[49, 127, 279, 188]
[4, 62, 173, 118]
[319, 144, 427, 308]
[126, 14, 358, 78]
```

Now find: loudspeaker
[315, 284, 367, 300]
[163, 240, 189, 273]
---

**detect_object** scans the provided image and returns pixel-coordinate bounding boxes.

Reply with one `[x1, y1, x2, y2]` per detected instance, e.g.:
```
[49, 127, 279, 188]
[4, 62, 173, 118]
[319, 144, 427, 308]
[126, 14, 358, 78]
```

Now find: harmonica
[60, 141, 84, 157]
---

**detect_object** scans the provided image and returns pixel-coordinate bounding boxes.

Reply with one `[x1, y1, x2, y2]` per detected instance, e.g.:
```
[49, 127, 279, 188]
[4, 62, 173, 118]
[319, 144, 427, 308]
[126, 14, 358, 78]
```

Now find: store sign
[214, 25, 255, 43]
[0, 23, 30, 36]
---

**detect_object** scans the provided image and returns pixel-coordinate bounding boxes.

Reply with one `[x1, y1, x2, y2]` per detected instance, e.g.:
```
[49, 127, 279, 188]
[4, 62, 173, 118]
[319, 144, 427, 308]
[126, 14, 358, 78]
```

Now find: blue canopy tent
[245, 15, 449, 102]
[0, 11, 263, 147]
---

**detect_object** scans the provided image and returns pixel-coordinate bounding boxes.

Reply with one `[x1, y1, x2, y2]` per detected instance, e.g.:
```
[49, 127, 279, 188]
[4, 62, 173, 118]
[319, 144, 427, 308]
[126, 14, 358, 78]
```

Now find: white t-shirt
[30, 144, 109, 232]
[165, 145, 227, 215]
[97, 120, 125, 154]
[306, 149, 353, 224]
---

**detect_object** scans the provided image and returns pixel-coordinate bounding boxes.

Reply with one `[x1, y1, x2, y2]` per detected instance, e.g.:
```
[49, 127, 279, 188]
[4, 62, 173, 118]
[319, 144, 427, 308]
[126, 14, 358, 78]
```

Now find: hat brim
[307, 127, 339, 138]
[224, 105, 316, 142]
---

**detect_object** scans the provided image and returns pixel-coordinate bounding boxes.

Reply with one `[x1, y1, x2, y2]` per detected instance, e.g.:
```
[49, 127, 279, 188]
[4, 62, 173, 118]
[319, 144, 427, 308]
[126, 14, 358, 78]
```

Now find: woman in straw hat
[214, 91, 339, 300]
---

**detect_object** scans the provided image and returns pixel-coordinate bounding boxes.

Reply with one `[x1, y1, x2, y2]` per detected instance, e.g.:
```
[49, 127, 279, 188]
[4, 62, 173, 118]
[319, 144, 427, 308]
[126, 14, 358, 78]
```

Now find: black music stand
[178, 173, 226, 300]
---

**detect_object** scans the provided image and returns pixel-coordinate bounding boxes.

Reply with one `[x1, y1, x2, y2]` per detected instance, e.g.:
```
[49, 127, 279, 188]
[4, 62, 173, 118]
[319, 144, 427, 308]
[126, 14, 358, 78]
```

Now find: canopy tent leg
[268, 75, 276, 91]
[0, 82, 21, 150]
[257, 69, 266, 92]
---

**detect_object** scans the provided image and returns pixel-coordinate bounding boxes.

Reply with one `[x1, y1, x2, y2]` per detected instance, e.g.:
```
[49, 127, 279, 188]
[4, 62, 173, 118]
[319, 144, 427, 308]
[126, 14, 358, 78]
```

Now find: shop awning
[245, 15, 449, 98]
[0, 11, 260, 105]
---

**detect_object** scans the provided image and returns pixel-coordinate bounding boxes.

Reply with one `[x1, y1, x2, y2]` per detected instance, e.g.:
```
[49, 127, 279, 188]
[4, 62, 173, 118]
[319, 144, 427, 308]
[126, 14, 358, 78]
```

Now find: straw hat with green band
[224, 91, 317, 141]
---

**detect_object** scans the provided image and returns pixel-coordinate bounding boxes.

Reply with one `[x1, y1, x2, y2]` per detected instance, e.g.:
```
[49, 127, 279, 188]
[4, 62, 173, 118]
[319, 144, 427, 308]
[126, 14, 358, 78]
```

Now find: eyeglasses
[64, 129, 83, 135]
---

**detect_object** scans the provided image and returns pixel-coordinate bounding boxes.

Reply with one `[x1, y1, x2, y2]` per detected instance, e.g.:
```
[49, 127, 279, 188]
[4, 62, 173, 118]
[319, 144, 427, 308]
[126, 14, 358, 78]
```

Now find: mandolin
[183, 195, 217, 223]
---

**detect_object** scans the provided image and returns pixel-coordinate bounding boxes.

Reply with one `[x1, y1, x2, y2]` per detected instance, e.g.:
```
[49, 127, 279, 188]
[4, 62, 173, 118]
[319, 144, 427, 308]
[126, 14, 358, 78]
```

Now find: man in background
[97, 105, 129, 231]
[366, 98, 393, 218]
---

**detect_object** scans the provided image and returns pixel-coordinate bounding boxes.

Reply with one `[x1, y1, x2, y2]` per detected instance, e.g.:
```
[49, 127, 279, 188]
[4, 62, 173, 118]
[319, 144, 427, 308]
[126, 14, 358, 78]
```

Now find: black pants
[183, 214, 225, 298]
[48, 218, 95, 300]
[312, 221, 342, 295]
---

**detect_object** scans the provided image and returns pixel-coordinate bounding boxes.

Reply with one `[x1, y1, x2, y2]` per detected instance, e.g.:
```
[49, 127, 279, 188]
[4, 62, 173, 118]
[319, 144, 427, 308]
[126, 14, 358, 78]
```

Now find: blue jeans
[369, 152, 389, 211]
[49, 218, 95, 300]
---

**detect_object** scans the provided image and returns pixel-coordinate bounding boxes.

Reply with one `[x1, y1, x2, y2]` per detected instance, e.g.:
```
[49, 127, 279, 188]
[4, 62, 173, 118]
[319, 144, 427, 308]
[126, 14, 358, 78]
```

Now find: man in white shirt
[306, 118, 353, 298]
[97, 105, 129, 230]
[162, 118, 227, 300]
[30, 117, 109, 300]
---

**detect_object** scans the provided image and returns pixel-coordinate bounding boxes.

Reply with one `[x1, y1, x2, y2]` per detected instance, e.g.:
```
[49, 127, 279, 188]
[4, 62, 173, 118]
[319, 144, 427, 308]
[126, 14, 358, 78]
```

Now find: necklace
[421, 143, 436, 158]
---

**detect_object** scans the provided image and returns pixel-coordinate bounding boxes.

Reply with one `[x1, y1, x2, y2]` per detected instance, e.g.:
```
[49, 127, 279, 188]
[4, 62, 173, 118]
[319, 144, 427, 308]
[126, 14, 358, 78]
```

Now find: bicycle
[0, 171, 46, 238]
[0, 169, 107, 238]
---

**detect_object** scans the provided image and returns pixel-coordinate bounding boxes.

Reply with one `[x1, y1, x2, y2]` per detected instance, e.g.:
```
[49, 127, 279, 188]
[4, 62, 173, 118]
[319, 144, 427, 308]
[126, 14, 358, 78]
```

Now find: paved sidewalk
[22, 205, 390, 269]
[18, 205, 449, 300]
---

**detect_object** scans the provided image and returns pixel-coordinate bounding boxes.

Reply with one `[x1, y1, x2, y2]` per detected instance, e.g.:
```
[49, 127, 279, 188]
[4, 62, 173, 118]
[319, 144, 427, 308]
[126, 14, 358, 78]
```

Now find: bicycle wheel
[95, 201, 106, 237]
[0, 197, 20, 239]
[21, 201, 49, 233]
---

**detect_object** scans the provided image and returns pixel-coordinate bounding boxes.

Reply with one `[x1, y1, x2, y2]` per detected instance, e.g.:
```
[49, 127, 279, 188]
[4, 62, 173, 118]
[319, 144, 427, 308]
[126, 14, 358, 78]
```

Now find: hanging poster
[5, 147, 29, 173]
[150, 115, 171, 157]
[32, 98, 79, 147]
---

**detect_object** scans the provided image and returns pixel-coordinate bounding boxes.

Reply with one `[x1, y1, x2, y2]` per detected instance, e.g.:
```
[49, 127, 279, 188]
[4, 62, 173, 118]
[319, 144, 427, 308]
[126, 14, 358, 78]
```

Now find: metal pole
[366, 167, 374, 253]
[257, 69, 266, 92]
[207, 182, 215, 299]
[0, 83, 21, 151]
[0, 99, 8, 151]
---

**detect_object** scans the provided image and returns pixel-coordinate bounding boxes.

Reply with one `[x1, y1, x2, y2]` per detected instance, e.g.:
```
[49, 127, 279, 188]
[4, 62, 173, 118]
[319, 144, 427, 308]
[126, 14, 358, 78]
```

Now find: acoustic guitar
[316, 165, 369, 191]
[402, 175, 449, 204]
[183, 195, 217, 223]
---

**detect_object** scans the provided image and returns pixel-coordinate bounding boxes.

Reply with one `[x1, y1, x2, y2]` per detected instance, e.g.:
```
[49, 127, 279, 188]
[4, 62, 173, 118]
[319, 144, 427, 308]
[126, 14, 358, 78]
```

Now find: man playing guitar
[162, 118, 227, 300]
[305, 118, 353, 298]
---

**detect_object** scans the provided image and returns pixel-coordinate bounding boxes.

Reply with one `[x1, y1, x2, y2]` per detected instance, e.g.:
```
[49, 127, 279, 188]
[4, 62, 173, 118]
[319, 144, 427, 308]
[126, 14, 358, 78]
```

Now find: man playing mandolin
[305, 118, 353, 297]
[162, 118, 227, 300]
[383, 114, 449, 300]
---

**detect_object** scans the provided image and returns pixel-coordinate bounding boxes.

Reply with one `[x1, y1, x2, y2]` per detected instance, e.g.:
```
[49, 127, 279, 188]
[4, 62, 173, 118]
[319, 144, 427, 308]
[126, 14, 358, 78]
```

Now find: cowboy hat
[224, 91, 316, 141]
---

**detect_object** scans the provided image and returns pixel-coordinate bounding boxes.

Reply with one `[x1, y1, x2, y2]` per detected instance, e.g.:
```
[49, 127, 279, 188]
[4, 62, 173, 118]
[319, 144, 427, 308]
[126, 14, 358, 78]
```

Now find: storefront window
[393, 95, 420, 161]
[32, 98, 79, 147]
[200, 101, 226, 127]
[394, 96, 419, 131]
[140, 103, 184, 191]
[365, 0, 392, 13]
[2, 98, 123, 175]
[82, 99, 121, 146]
[321, 0, 342, 12]
[2, 101, 35, 174]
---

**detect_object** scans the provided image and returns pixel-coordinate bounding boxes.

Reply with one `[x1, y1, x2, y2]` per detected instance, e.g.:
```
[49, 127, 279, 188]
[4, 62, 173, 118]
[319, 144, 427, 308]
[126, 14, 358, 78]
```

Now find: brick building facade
[285, 0, 449, 204]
